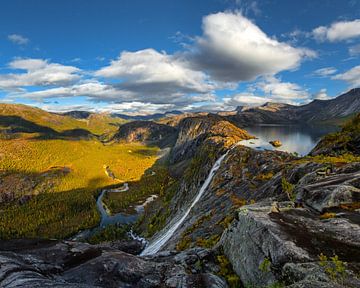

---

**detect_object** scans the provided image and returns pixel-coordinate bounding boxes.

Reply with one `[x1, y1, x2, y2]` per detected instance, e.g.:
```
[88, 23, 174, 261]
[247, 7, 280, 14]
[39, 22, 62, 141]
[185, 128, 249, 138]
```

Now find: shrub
[281, 178, 295, 202]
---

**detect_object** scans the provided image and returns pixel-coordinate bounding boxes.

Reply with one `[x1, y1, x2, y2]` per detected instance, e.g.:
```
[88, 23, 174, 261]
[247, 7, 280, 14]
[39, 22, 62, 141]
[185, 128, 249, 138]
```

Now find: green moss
[281, 177, 295, 202]
[176, 235, 192, 251]
[216, 254, 241, 288]
[259, 257, 271, 273]
[319, 253, 348, 282]
[196, 234, 221, 248]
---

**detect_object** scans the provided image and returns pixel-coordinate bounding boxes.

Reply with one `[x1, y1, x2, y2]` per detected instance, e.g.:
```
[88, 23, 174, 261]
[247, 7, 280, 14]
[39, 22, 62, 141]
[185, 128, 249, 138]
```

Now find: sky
[0, 0, 359, 115]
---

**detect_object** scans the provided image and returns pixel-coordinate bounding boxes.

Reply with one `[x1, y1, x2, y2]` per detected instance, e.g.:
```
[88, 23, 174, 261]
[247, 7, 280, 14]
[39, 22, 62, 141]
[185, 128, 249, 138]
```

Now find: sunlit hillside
[0, 103, 126, 135]
[0, 103, 159, 239]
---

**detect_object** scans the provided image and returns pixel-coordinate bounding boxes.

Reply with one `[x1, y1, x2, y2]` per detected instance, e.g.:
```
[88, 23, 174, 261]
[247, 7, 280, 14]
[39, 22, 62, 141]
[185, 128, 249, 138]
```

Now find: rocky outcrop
[112, 121, 177, 147]
[311, 113, 360, 156]
[220, 161, 360, 287]
[0, 239, 227, 288]
[170, 114, 251, 163]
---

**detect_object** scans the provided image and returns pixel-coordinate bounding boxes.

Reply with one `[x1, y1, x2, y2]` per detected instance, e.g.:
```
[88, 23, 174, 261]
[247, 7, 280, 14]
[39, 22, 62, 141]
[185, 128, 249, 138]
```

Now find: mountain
[111, 120, 177, 147]
[228, 88, 360, 125]
[0, 103, 126, 137]
[62, 110, 93, 119]
[111, 110, 183, 121]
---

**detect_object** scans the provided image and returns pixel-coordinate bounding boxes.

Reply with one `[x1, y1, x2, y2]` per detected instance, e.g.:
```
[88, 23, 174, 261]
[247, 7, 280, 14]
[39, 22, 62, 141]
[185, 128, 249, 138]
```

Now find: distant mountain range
[228, 88, 360, 125]
[61, 88, 360, 125]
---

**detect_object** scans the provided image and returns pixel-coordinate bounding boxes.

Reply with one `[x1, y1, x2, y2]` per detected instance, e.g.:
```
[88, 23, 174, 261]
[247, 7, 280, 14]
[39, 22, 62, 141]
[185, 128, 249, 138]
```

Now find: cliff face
[170, 114, 251, 163]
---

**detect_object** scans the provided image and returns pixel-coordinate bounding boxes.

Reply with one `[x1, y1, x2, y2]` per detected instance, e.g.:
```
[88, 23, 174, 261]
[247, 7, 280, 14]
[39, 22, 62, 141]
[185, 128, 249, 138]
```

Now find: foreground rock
[0, 239, 227, 287]
[220, 161, 360, 287]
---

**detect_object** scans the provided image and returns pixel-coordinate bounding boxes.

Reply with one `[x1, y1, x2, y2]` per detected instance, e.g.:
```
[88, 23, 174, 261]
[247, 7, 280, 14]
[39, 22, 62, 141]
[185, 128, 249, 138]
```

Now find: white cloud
[8, 34, 29, 45]
[0, 58, 81, 90]
[188, 11, 315, 82]
[255, 76, 309, 102]
[95, 48, 216, 105]
[96, 49, 213, 93]
[14, 79, 214, 111]
[313, 19, 360, 42]
[313, 88, 331, 100]
[312, 67, 337, 77]
[332, 65, 360, 87]
[38, 101, 176, 116]
[17, 81, 122, 101]
[225, 93, 272, 107]
[349, 44, 360, 56]
[212, 77, 309, 110]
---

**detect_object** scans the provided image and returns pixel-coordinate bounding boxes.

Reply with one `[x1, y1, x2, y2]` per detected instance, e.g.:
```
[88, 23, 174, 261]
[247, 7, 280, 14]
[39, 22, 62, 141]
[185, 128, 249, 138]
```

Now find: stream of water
[140, 152, 229, 256]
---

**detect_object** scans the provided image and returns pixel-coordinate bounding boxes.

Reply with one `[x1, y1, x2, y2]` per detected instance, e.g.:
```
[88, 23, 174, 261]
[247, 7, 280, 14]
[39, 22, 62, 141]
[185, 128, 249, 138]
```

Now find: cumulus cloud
[8, 34, 29, 45]
[0, 58, 81, 90]
[15, 78, 214, 112]
[313, 88, 331, 100]
[225, 93, 272, 107]
[188, 11, 315, 82]
[332, 65, 360, 87]
[313, 19, 360, 42]
[312, 67, 337, 77]
[38, 101, 176, 116]
[214, 77, 309, 110]
[255, 76, 309, 102]
[95, 49, 215, 103]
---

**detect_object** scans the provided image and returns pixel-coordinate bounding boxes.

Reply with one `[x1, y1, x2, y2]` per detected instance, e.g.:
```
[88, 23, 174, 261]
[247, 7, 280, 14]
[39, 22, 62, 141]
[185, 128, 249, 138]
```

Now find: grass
[0, 139, 158, 193]
[0, 138, 159, 239]
[297, 153, 360, 165]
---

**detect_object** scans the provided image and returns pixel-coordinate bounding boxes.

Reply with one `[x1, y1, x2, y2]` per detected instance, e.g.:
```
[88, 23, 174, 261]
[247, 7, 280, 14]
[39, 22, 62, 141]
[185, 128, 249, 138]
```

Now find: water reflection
[241, 124, 339, 156]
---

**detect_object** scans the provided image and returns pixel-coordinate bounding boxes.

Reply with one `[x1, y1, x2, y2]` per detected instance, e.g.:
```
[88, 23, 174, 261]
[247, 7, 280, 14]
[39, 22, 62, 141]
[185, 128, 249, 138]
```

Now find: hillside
[311, 112, 360, 156]
[228, 88, 360, 125]
[112, 120, 177, 147]
[0, 103, 126, 137]
[0, 104, 159, 239]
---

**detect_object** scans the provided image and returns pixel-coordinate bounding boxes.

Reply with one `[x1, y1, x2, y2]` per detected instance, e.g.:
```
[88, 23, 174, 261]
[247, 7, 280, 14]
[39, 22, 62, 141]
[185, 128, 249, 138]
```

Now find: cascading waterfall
[141, 151, 229, 256]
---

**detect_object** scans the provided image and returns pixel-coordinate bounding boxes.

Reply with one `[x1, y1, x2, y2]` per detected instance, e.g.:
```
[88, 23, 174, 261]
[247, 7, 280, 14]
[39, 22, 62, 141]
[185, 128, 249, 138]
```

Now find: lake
[240, 124, 339, 156]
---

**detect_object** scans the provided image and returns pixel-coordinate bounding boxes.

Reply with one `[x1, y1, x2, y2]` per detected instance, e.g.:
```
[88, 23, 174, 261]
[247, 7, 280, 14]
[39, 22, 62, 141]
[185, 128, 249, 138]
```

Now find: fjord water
[241, 124, 339, 155]
[141, 152, 229, 255]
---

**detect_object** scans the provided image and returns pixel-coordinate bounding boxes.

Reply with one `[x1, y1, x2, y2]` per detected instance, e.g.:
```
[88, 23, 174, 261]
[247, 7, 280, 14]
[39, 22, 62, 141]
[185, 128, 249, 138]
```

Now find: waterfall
[141, 152, 229, 256]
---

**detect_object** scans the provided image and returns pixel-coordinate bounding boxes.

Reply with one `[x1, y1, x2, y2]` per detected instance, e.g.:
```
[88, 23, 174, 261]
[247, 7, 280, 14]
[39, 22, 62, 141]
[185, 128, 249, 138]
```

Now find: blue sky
[0, 0, 359, 115]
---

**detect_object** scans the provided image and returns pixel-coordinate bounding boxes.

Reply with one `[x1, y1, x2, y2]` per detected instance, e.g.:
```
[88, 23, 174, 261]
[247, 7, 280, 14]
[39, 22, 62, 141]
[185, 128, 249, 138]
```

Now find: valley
[0, 90, 360, 287]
